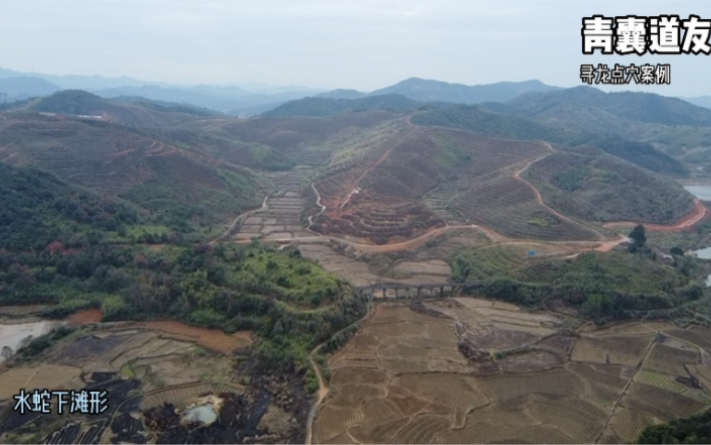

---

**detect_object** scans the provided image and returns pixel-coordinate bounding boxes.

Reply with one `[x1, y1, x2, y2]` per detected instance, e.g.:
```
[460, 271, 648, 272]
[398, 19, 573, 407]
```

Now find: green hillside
[0, 163, 139, 251]
[27, 90, 202, 127]
[412, 105, 688, 178]
[113, 96, 222, 117]
[578, 135, 688, 177]
[451, 248, 709, 324]
[637, 408, 711, 443]
[509, 87, 711, 128]
[523, 151, 694, 223]
[368, 78, 560, 103]
[0, 162, 362, 374]
[410, 105, 572, 142]
[0, 113, 270, 230]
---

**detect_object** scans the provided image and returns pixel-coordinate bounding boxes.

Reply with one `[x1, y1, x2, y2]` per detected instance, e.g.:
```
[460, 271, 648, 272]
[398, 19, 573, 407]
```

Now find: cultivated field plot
[297, 243, 383, 287]
[390, 260, 452, 283]
[234, 165, 315, 241]
[0, 322, 249, 444]
[314, 302, 711, 444]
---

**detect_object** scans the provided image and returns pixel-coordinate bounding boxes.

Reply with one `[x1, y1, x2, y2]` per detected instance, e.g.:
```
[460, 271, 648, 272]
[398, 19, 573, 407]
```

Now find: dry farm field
[314, 300, 711, 444]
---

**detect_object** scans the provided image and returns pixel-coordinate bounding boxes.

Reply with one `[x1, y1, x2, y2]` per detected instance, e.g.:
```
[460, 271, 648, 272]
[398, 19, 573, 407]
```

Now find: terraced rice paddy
[314, 301, 711, 444]
[297, 243, 383, 287]
[235, 165, 315, 241]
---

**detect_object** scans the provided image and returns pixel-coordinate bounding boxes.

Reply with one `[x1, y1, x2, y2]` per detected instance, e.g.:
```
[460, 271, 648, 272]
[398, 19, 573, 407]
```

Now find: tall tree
[629, 224, 646, 247]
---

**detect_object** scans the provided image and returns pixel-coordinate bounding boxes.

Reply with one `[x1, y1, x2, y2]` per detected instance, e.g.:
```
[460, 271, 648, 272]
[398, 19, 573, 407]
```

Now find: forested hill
[27, 90, 208, 127]
[410, 105, 688, 178]
[0, 162, 139, 251]
[367, 78, 561, 103]
[508, 86, 711, 128]
[410, 105, 572, 143]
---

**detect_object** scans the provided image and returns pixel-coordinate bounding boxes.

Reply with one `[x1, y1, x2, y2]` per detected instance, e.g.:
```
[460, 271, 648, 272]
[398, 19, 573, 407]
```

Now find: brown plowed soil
[136, 321, 252, 354]
[68, 308, 103, 324]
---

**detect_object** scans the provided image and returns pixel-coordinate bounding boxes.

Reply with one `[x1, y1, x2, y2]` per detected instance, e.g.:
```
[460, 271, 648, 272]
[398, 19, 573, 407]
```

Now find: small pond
[182, 404, 218, 425]
[684, 185, 711, 201]
[0, 320, 57, 364]
[692, 247, 711, 286]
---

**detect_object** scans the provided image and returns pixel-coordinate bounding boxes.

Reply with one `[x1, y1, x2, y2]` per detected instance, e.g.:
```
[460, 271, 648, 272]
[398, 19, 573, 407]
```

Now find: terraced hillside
[1, 93, 702, 247]
[314, 301, 711, 444]
[0, 112, 269, 225]
[185, 110, 401, 166]
[234, 165, 315, 242]
[453, 172, 599, 241]
[523, 151, 695, 224]
[307, 120, 604, 244]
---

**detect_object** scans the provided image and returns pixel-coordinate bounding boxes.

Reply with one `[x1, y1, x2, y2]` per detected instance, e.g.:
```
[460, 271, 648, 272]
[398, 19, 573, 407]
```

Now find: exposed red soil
[65, 311, 251, 354]
[135, 320, 252, 354]
[68, 308, 103, 324]
[339, 140, 402, 208]
[603, 199, 709, 232]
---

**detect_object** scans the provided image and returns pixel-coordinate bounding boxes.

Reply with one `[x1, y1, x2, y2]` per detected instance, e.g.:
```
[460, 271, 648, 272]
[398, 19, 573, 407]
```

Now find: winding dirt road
[305, 343, 329, 445]
[306, 183, 327, 233]
[227, 113, 708, 256]
[305, 301, 375, 445]
[602, 198, 708, 232]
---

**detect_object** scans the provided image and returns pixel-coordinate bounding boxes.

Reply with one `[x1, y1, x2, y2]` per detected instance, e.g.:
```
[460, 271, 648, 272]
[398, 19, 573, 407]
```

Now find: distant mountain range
[0, 76, 62, 101]
[266, 79, 569, 117]
[506, 86, 711, 127]
[2, 66, 711, 118]
[316, 78, 562, 103]
[681, 96, 711, 110]
[262, 94, 424, 117]
[371, 78, 562, 103]
[0, 67, 325, 115]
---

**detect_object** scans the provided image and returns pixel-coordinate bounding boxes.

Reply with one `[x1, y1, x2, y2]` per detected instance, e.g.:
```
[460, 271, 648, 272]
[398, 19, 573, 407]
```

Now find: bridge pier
[358, 281, 484, 300]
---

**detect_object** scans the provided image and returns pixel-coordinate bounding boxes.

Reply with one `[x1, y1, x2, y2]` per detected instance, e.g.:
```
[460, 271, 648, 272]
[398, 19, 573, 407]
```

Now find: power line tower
[1, 91, 6, 105]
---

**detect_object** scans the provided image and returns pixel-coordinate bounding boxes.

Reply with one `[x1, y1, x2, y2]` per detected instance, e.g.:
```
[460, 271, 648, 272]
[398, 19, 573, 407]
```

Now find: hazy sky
[1, 0, 710, 95]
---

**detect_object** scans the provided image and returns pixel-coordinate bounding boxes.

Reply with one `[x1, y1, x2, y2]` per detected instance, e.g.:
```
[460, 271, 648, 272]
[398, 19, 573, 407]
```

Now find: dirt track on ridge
[512, 143, 606, 241]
